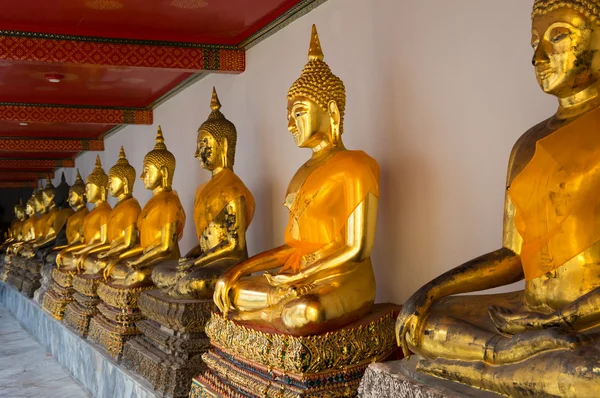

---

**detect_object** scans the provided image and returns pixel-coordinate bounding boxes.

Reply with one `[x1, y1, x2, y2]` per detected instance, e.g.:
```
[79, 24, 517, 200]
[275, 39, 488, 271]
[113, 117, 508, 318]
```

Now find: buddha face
[532, 8, 600, 97]
[42, 191, 54, 208]
[25, 203, 34, 217]
[287, 96, 333, 148]
[85, 182, 102, 203]
[195, 130, 221, 171]
[140, 162, 162, 190]
[68, 190, 83, 208]
[108, 175, 125, 197]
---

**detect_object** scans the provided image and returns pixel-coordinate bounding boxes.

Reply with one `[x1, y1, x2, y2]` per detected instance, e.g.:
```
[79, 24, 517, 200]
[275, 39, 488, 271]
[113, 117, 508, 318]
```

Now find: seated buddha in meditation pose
[8, 193, 36, 257]
[395, 1, 600, 396]
[213, 25, 380, 336]
[30, 178, 74, 256]
[1, 200, 25, 251]
[18, 189, 46, 259]
[56, 157, 112, 271]
[45, 170, 89, 265]
[78, 147, 141, 276]
[151, 88, 255, 299]
[103, 127, 186, 288]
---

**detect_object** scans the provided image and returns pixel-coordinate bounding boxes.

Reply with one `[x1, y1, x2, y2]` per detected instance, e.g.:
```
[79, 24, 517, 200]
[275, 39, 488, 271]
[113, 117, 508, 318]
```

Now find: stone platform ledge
[0, 281, 159, 398]
[358, 357, 503, 398]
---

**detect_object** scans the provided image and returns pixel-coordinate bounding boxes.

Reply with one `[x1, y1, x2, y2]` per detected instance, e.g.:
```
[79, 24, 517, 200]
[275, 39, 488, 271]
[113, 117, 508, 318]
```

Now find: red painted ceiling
[0, 0, 302, 44]
[0, 0, 308, 188]
[0, 61, 193, 107]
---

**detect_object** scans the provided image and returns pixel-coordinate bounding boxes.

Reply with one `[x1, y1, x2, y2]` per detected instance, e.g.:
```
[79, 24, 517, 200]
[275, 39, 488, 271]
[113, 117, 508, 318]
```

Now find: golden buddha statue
[90, 127, 185, 358]
[191, 26, 396, 398]
[213, 25, 380, 336]
[78, 147, 141, 276]
[56, 156, 112, 271]
[151, 88, 255, 299]
[65, 147, 141, 335]
[1, 199, 25, 249]
[45, 170, 89, 265]
[32, 177, 74, 252]
[7, 194, 36, 257]
[395, 2, 600, 396]
[18, 188, 46, 259]
[102, 127, 186, 288]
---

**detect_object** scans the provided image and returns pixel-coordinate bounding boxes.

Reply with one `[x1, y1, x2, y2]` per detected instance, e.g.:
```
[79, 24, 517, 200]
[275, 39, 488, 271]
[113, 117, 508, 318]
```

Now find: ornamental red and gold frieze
[0, 138, 103, 152]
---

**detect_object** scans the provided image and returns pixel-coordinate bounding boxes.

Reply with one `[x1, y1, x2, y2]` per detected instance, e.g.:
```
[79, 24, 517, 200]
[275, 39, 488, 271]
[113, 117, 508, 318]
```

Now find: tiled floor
[0, 306, 88, 398]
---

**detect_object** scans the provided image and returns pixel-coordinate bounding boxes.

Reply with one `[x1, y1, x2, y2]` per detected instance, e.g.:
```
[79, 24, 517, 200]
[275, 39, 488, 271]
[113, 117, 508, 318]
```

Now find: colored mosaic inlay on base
[192, 305, 399, 398]
[206, 304, 398, 374]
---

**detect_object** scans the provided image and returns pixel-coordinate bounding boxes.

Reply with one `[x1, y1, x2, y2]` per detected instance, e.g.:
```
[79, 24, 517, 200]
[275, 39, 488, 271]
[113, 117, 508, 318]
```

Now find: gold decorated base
[52, 268, 75, 288]
[63, 274, 104, 336]
[121, 290, 215, 398]
[191, 305, 399, 398]
[89, 283, 152, 359]
[42, 283, 75, 320]
[88, 302, 143, 359]
[64, 292, 101, 337]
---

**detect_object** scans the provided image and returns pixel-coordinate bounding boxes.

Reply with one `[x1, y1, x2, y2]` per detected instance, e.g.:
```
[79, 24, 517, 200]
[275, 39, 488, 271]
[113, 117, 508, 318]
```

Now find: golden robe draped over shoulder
[193, 169, 255, 242]
[107, 198, 141, 242]
[66, 207, 89, 244]
[280, 150, 380, 273]
[82, 202, 112, 243]
[509, 107, 600, 280]
[138, 190, 186, 249]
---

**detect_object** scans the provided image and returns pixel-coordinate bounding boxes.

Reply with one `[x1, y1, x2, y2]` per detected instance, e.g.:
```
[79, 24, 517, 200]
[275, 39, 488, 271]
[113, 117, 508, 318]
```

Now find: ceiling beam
[0, 32, 245, 73]
[0, 138, 103, 152]
[0, 103, 152, 125]
[0, 158, 75, 169]
[0, 171, 54, 181]
[0, 181, 38, 188]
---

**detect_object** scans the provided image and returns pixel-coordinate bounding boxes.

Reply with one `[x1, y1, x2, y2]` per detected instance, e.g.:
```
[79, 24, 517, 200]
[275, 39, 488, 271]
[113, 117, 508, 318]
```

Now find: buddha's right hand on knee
[214, 269, 243, 316]
[396, 287, 435, 358]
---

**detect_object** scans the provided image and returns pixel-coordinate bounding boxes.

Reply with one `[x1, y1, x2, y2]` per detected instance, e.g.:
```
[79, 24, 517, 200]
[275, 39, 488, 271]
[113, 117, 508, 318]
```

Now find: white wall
[48, 0, 557, 304]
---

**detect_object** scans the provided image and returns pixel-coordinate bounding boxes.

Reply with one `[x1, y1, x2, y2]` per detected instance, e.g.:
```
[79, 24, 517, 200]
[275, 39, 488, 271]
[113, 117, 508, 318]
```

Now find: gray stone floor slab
[0, 306, 89, 398]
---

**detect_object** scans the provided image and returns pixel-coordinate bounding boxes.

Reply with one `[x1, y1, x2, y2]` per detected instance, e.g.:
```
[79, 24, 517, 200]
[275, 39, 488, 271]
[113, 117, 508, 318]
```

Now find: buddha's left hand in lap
[489, 305, 560, 335]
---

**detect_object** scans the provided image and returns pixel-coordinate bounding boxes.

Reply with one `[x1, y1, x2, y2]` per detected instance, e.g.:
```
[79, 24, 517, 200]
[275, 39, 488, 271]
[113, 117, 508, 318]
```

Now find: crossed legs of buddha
[230, 259, 376, 335]
[407, 291, 598, 396]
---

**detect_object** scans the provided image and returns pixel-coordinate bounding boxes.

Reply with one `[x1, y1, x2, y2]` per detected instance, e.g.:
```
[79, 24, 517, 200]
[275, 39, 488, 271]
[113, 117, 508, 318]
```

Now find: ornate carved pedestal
[64, 274, 103, 336]
[33, 261, 55, 304]
[357, 358, 502, 398]
[42, 268, 76, 320]
[0, 254, 13, 282]
[190, 304, 399, 398]
[88, 282, 151, 359]
[121, 290, 214, 398]
[5, 256, 28, 291]
[21, 257, 43, 298]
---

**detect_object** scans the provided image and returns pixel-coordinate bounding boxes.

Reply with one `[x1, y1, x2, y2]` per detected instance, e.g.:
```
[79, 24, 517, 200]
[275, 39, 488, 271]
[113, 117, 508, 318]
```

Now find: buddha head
[69, 169, 87, 209]
[34, 186, 45, 213]
[531, 0, 600, 97]
[14, 198, 25, 221]
[86, 156, 109, 204]
[109, 146, 136, 197]
[195, 87, 237, 171]
[42, 176, 56, 209]
[141, 126, 176, 191]
[54, 172, 71, 209]
[287, 24, 345, 149]
[25, 192, 35, 217]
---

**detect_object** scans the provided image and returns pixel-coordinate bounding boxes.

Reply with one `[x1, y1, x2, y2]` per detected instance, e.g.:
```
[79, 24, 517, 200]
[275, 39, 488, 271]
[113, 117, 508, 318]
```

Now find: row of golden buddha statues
[2, 0, 600, 395]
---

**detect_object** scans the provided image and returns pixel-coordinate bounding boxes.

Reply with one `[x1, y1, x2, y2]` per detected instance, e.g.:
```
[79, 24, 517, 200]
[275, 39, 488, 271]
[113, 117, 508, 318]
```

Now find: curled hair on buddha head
[109, 146, 136, 194]
[533, 0, 600, 24]
[87, 155, 109, 190]
[43, 175, 55, 197]
[144, 126, 176, 187]
[287, 24, 346, 142]
[54, 172, 70, 209]
[70, 169, 86, 197]
[198, 87, 238, 168]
